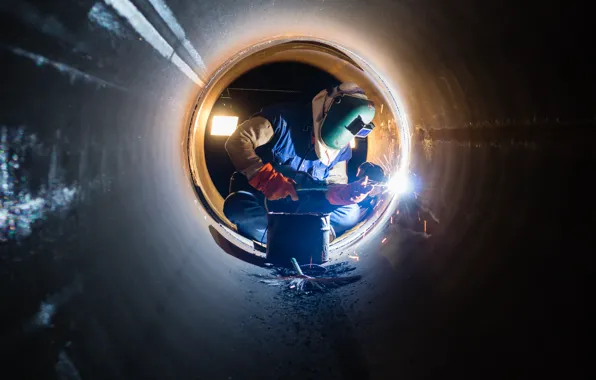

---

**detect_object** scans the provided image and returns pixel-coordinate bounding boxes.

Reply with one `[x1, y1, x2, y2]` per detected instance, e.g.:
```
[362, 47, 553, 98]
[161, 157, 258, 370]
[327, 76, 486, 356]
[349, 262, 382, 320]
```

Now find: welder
[223, 82, 378, 243]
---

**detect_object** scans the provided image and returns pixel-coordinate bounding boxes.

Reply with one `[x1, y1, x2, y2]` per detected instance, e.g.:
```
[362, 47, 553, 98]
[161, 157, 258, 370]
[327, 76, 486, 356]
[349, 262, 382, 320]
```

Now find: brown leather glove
[326, 176, 372, 205]
[249, 163, 299, 201]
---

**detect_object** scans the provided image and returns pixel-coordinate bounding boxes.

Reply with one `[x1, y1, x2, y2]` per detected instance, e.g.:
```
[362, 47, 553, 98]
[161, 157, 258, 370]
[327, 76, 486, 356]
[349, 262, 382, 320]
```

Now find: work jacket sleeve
[225, 116, 275, 180]
[326, 161, 349, 185]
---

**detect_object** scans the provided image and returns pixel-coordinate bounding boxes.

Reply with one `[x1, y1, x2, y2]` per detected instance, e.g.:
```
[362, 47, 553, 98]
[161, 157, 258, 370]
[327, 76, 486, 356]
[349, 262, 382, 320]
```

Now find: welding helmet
[312, 83, 376, 165]
[320, 94, 376, 150]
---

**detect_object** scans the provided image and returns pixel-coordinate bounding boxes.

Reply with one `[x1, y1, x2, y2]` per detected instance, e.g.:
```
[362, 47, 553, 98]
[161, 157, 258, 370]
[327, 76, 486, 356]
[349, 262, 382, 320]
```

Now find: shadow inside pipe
[417, 121, 596, 146]
[208, 225, 268, 267]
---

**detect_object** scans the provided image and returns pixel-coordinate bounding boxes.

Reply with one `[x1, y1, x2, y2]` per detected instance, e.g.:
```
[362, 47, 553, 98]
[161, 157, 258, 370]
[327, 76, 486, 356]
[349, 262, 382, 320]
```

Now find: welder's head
[312, 83, 376, 165]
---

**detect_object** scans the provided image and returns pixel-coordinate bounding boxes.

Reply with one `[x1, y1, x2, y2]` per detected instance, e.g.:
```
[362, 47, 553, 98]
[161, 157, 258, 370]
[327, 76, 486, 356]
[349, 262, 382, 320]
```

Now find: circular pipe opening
[188, 38, 410, 259]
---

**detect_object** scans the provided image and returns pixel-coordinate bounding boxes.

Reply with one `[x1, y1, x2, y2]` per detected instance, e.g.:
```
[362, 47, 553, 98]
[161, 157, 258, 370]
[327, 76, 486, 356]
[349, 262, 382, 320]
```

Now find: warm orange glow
[211, 115, 238, 136]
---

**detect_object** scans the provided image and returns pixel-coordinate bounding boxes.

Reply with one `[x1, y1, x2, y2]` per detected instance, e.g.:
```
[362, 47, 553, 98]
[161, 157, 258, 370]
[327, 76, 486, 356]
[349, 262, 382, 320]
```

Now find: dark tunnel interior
[1, 0, 593, 379]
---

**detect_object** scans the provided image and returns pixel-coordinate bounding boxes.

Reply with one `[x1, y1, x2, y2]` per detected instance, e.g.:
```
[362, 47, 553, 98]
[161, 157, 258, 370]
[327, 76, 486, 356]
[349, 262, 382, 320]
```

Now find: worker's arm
[326, 161, 349, 185]
[225, 116, 275, 179]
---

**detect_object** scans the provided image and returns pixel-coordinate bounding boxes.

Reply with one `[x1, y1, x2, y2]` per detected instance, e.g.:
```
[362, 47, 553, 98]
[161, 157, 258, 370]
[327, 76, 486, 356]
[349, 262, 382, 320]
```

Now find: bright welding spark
[381, 237, 387, 244]
[384, 171, 412, 195]
[348, 255, 360, 262]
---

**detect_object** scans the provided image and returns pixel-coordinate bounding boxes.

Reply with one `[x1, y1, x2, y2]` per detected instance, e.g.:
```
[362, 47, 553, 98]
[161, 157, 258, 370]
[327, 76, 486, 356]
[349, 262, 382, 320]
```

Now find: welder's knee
[223, 191, 259, 222]
[329, 204, 361, 236]
[223, 191, 269, 242]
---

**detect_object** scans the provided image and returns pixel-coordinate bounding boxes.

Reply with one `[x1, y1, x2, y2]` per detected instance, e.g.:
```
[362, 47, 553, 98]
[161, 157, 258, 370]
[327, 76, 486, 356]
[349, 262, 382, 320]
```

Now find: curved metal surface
[1, 0, 592, 379]
[188, 38, 407, 256]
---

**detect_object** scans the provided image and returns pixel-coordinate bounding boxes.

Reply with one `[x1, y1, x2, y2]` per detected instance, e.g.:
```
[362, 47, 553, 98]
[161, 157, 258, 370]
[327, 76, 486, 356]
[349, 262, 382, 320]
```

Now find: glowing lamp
[211, 115, 238, 136]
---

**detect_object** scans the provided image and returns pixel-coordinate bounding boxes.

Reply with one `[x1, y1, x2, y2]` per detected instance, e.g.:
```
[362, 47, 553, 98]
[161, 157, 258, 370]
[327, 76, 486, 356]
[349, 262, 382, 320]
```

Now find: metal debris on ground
[254, 259, 361, 294]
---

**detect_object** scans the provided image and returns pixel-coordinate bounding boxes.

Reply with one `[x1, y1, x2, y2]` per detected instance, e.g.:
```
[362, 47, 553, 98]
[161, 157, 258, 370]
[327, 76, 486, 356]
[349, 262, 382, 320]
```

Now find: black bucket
[266, 212, 331, 266]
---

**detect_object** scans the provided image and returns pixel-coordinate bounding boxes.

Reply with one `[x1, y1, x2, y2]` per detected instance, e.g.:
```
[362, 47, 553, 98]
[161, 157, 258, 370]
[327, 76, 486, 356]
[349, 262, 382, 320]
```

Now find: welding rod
[290, 257, 306, 276]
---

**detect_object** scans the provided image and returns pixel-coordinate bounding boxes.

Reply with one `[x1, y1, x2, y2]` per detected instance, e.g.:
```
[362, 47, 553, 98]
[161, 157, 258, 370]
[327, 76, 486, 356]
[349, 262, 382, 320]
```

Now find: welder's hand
[249, 163, 299, 201]
[326, 176, 373, 205]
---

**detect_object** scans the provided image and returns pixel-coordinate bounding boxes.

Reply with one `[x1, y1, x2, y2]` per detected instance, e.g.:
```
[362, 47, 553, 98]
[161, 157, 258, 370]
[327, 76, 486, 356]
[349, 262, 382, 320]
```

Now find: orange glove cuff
[326, 176, 372, 205]
[249, 163, 298, 201]
[326, 185, 354, 205]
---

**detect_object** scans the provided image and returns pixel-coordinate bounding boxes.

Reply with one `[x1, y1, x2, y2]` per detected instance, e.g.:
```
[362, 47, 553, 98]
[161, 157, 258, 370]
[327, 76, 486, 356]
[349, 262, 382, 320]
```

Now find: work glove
[326, 176, 373, 205]
[356, 162, 386, 183]
[249, 163, 299, 201]
[356, 162, 386, 197]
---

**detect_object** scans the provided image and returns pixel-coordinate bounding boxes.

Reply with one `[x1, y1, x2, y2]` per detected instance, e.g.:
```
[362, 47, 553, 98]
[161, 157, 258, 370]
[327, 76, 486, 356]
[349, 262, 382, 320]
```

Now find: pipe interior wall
[1, 0, 592, 379]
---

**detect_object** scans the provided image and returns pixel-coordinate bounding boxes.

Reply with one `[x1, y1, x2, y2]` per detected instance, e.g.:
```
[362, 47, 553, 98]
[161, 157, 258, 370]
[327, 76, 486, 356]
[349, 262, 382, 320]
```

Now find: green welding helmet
[320, 94, 376, 150]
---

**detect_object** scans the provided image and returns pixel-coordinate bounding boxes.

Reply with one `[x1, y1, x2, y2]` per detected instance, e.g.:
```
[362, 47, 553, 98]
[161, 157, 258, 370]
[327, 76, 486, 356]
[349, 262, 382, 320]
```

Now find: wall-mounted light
[211, 115, 238, 136]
